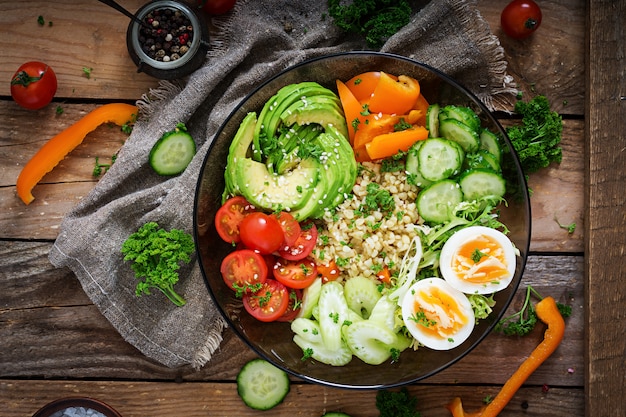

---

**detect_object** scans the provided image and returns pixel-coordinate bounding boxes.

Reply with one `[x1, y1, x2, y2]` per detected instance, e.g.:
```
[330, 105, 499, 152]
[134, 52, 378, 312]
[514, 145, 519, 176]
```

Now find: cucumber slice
[426, 104, 440, 138]
[405, 141, 433, 188]
[417, 179, 464, 224]
[417, 138, 465, 182]
[342, 320, 397, 365]
[296, 277, 322, 319]
[440, 105, 481, 132]
[464, 150, 501, 173]
[459, 169, 506, 202]
[479, 128, 502, 164]
[149, 128, 196, 176]
[317, 281, 351, 351]
[322, 413, 353, 417]
[343, 276, 382, 319]
[291, 318, 353, 366]
[439, 118, 480, 153]
[237, 358, 290, 410]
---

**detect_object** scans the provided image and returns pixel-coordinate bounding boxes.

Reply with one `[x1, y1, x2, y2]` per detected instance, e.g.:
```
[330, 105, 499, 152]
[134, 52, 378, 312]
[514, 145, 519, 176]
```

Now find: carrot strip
[365, 126, 428, 160]
[446, 296, 566, 417]
[16, 103, 138, 205]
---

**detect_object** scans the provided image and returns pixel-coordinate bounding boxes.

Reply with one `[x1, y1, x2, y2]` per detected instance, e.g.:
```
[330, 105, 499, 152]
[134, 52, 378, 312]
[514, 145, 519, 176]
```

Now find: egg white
[401, 278, 475, 350]
[440, 226, 517, 295]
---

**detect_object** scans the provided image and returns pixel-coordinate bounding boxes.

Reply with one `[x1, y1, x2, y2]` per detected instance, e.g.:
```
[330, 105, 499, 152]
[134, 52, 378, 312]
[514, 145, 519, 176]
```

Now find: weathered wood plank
[0, 380, 584, 417]
[0, 99, 585, 251]
[478, 0, 586, 115]
[585, 0, 626, 416]
[0, 0, 159, 100]
[0, 1, 585, 115]
[0, 240, 584, 387]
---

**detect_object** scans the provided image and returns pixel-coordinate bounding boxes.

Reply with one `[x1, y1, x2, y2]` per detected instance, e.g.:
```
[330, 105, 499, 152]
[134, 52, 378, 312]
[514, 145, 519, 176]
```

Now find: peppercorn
[138, 6, 194, 63]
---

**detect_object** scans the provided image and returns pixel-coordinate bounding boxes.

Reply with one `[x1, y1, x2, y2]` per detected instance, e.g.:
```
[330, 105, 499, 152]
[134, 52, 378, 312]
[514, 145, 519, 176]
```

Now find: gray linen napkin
[49, 0, 516, 369]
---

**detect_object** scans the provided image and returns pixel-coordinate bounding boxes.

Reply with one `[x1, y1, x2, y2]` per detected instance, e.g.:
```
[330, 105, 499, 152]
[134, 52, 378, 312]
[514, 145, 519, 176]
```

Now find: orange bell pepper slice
[368, 72, 421, 116]
[353, 114, 402, 149]
[365, 126, 428, 160]
[336, 79, 367, 144]
[446, 296, 566, 417]
[16, 103, 138, 205]
[411, 93, 430, 126]
[345, 71, 382, 102]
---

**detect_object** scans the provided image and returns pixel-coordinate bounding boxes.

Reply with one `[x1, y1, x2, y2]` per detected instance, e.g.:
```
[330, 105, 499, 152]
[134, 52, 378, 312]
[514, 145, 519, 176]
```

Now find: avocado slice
[290, 125, 357, 220]
[254, 82, 338, 161]
[235, 157, 320, 212]
[223, 112, 257, 201]
[280, 95, 349, 140]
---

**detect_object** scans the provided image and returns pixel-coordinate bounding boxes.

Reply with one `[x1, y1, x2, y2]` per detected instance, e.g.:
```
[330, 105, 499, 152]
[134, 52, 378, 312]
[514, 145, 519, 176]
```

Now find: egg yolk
[412, 287, 469, 339]
[452, 234, 509, 284]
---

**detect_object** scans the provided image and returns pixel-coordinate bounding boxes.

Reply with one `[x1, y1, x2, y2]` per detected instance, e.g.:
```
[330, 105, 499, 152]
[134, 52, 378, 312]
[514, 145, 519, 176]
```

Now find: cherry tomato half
[197, 0, 236, 15]
[10, 61, 57, 110]
[243, 279, 290, 322]
[273, 257, 318, 289]
[276, 288, 302, 322]
[215, 196, 256, 244]
[317, 259, 341, 283]
[272, 211, 301, 248]
[220, 249, 268, 293]
[278, 222, 318, 261]
[501, 0, 542, 40]
[239, 212, 284, 254]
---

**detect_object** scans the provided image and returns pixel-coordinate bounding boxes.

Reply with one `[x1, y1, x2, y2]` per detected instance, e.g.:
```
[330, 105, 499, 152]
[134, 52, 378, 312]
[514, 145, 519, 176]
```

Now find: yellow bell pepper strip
[445, 296, 566, 417]
[16, 103, 138, 205]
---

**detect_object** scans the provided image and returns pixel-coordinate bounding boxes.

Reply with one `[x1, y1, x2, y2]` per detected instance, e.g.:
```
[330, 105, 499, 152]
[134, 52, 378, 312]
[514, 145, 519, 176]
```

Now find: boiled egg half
[440, 226, 517, 295]
[401, 278, 475, 350]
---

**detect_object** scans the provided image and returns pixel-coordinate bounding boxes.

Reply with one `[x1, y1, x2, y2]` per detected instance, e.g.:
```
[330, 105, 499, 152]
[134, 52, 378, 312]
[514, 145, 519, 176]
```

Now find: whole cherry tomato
[197, 0, 236, 15]
[239, 212, 284, 254]
[10, 61, 57, 110]
[500, 0, 542, 40]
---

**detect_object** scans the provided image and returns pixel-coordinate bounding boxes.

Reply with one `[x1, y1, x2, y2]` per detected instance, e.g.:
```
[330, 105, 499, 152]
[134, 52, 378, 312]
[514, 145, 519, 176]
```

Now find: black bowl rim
[32, 397, 122, 417]
[193, 51, 531, 390]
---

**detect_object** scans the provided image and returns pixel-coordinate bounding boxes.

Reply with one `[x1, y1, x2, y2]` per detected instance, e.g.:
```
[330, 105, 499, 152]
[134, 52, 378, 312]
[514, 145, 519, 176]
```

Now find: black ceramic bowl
[194, 52, 531, 389]
[126, 0, 209, 79]
[32, 397, 122, 417]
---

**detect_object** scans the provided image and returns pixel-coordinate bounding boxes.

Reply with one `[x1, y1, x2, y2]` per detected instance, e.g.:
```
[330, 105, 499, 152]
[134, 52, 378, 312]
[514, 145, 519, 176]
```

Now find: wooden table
[1, 1, 623, 416]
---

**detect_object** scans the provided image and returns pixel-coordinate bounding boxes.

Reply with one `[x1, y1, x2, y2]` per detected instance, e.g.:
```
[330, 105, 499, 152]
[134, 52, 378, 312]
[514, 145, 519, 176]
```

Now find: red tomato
[273, 257, 318, 289]
[214, 196, 256, 244]
[220, 249, 268, 293]
[272, 211, 301, 248]
[317, 259, 341, 283]
[278, 222, 318, 261]
[501, 0, 542, 40]
[239, 212, 284, 254]
[197, 0, 236, 15]
[276, 288, 302, 322]
[243, 279, 290, 322]
[10, 61, 57, 110]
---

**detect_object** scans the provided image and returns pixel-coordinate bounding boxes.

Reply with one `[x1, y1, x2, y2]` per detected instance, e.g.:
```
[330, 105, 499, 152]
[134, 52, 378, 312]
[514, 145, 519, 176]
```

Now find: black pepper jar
[127, 0, 209, 79]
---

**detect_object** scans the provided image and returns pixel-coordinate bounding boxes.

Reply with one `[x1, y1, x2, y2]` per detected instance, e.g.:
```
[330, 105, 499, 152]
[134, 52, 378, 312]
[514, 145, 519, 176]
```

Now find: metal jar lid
[126, 0, 209, 79]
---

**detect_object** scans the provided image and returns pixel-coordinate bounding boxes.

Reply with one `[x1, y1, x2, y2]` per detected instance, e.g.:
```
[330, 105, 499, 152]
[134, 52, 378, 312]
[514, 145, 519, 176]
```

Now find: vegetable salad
[214, 71, 519, 366]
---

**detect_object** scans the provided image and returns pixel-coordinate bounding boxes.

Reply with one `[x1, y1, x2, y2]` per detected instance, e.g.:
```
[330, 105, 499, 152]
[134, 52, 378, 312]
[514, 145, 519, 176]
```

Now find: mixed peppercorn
[139, 7, 194, 63]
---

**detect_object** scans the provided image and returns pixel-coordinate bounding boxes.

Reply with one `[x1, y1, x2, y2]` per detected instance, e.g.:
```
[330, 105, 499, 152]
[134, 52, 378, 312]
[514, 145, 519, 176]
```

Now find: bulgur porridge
[312, 161, 423, 281]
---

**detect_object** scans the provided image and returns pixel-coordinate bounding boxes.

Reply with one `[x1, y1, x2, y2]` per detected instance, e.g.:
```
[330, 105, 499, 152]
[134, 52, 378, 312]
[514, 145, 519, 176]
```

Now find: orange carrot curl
[446, 296, 566, 417]
[16, 103, 138, 205]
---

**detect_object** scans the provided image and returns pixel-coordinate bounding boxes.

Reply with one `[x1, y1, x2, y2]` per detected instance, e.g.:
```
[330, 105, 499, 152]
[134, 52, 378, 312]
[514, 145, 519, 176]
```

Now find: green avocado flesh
[223, 82, 357, 220]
